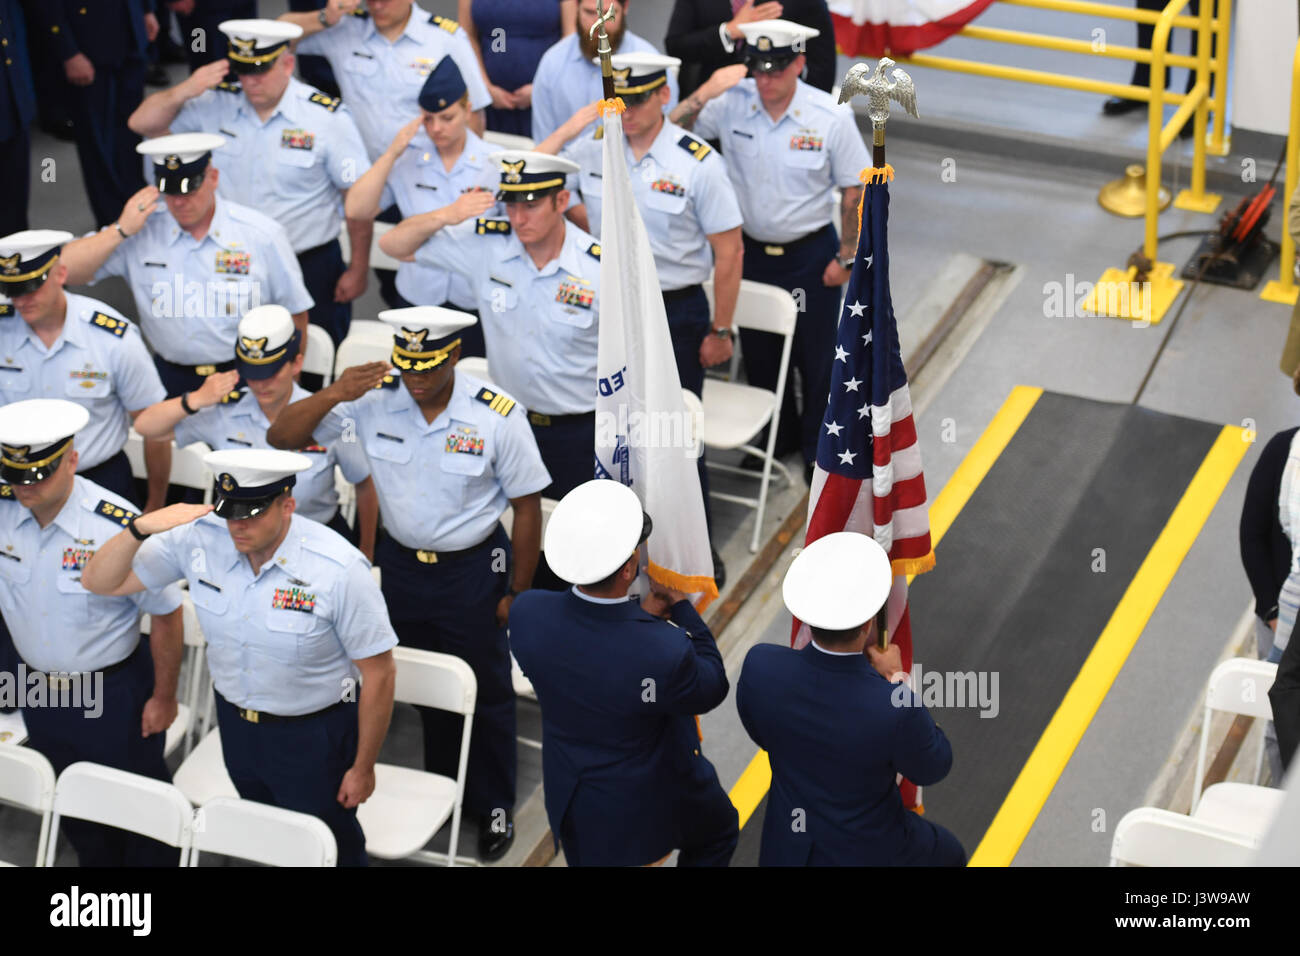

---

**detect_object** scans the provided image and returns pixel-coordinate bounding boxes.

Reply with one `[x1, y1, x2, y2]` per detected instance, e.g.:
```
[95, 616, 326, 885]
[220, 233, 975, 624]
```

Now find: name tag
[376, 432, 404, 443]
[732, 129, 754, 139]
[144, 261, 168, 269]
[197, 579, 222, 593]
[351, 50, 374, 59]
[225, 436, 253, 447]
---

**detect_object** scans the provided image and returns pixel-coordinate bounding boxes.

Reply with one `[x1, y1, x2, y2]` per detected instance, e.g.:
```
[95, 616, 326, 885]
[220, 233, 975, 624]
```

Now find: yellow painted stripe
[729, 749, 771, 830]
[730, 387, 1043, 827]
[969, 425, 1249, 866]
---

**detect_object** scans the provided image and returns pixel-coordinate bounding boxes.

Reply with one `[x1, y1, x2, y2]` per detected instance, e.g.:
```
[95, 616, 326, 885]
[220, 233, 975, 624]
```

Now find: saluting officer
[82, 448, 399, 868]
[60, 132, 315, 399]
[280, 0, 492, 158]
[736, 532, 966, 866]
[131, 304, 378, 551]
[0, 399, 185, 866]
[680, 19, 869, 478]
[378, 151, 600, 503]
[510, 479, 738, 866]
[345, 55, 500, 357]
[128, 19, 374, 348]
[265, 306, 550, 862]
[0, 230, 167, 508]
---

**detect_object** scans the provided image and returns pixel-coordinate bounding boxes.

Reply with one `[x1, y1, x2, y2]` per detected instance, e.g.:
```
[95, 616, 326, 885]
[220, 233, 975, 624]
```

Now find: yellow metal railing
[1260, 39, 1300, 306]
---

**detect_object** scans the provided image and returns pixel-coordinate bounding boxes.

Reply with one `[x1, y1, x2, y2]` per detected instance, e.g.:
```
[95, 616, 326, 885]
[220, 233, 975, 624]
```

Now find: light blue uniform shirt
[380, 127, 501, 309]
[173, 384, 370, 524]
[95, 199, 315, 365]
[694, 79, 871, 243]
[171, 77, 372, 253]
[530, 31, 680, 142]
[0, 294, 165, 470]
[0, 476, 183, 673]
[414, 221, 601, 415]
[133, 513, 397, 715]
[297, 5, 491, 161]
[324, 371, 550, 551]
[563, 119, 742, 291]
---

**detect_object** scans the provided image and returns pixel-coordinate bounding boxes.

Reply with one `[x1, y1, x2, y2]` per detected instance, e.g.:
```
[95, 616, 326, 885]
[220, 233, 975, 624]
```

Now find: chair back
[393, 646, 477, 716]
[0, 747, 56, 865]
[303, 324, 336, 386]
[1193, 658, 1278, 809]
[192, 796, 337, 867]
[1110, 807, 1257, 866]
[49, 762, 194, 865]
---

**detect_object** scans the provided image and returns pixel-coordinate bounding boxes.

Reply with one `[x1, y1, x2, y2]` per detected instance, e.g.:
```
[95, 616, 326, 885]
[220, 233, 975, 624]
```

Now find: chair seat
[1192, 783, 1285, 839]
[701, 379, 775, 450]
[173, 729, 238, 806]
[164, 703, 193, 758]
[356, 764, 458, 860]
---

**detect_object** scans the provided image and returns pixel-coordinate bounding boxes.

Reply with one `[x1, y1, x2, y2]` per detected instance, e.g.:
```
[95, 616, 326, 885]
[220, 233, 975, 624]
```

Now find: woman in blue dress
[459, 0, 576, 138]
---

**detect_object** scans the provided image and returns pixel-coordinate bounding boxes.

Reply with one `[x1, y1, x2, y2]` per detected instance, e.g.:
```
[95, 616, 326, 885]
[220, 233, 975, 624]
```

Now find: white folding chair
[173, 728, 239, 807]
[0, 708, 28, 746]
[1110, 807, 1258, 866]
[1191, 658, 1285, 838]
[47, 762, 195, 866]
[0, 747, 56, 865]
[356, 647, 477, 865]
[701, 279, 798, 551]
[340, 220, 404, 272]
[456, 356, 492, 384]
[335, 334, 393, 380]
[124, 428, 146, 480]
[141, 592, 208, 759]
[191, 796, 337, 867]
[482, 130, 536, 151]
[345, 319, 392, 342]
[303, 323, 336, 387]
[171, 441, 215, 503]
[335, 466, 357, 528]
[501, 498, 557, 706]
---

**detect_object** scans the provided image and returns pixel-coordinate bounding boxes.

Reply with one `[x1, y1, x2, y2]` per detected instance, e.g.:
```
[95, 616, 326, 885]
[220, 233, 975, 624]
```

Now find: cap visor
[213, 495, 277, 520]
[0, 458, 61, 486]
[227, 59, 275, 75]
[156, 174, 206, 195]
[235, 357, 282, 381]
[0, 276, 48, 298]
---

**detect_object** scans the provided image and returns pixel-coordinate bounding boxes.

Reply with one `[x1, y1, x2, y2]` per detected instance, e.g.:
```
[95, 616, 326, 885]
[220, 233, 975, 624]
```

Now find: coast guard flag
[792, 177, 935, 807]
[593, 106, 718, 610]
[828, 0, 995, 56]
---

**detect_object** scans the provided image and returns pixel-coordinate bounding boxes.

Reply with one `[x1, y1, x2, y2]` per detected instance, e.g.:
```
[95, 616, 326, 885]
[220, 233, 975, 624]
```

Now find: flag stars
[833, 345, 849, 363]
[865, 254, 873, 268]
[847, 301, 866, 317]
[838, 449, 857, 465]
[825, 420, 843, 437]
[862, 330, 872, 346]
[843, 376, 862, 392]
[857, 402, 871, 419]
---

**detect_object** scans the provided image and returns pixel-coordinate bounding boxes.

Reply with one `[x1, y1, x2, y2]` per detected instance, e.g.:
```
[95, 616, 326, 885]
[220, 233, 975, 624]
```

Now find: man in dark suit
[0, 0, 36, 236]
[665, 0, 836, 97]
[510, 479, 738, 866]
[42, 0, 157, 226]
[737, 532, 966, 866]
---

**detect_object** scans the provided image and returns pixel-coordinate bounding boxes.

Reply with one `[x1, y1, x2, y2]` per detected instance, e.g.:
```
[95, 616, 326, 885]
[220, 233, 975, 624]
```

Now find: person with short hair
[737, 532, 966, 865]
[510, 478, 738, 866]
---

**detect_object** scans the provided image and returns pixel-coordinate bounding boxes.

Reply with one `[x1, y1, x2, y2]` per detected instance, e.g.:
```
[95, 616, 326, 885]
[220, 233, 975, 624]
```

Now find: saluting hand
[132, 502, 214, 537]
[181, 59, 231, 99]
[118, 186, 161, 237]
[445, 189, 497, 225]
[337, 764, 375, 808]
[328, 361, 392, 401]
[323, 0, 361, 28]
[701, 64, 750, 101]
[386, 117, 424, 161]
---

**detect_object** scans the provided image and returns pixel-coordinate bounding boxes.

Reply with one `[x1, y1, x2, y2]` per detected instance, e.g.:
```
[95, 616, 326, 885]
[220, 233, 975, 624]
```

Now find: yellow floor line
[728, 386, 1043, 820]
[969, 424, 1249, 866]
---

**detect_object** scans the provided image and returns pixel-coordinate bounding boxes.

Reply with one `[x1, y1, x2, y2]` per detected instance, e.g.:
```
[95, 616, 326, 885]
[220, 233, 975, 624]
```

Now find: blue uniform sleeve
[413, 218, 483, 282]
[132, 579, 184, 617]
[295, 20, 344, 59]
[692, 153, 744, 236]
[327, 106, 372, 191]
[333, 437, 371, 484]
[828, 105, 871, 189]
[310, 398, 362, 446]
[264, 225, 316, 314]
[170, 93, 211, 135]
[171, 403, 221, 450]
[693, 95, 725, 142]
[111, 322, 167, 412]
[95, 233, 129, 283]
[887, 683, 954, 786]
[332, 557, 399, 660]
[735, 649, 766, 750]
[661, 599, 729, 714]
[132, 524, 191, 591]
[493, 407, 551, 500]
[529, 47, 564, 142]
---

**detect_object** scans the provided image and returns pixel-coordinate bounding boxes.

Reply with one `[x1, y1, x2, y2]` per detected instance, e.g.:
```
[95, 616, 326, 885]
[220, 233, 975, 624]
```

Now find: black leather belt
[159, 357, 237, 378]
[25, 642, 138, 688]
[661, 283, 704, 303]
[527, 410, 595, 428]
[744, 225, 833, 257]
[219, 691, 346, 725]
[385, 526, 501, 566]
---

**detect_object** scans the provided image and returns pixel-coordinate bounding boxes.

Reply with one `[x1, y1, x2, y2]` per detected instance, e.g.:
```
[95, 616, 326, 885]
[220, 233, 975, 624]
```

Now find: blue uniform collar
[632, 118, 680, 168]
[366, 2, 424, 44]
[500, 222, 587, 278]
[15, 476, 90, 537]
[382, 372, 471, 431]
[571, 585, 633, 605]
[744, 78, 811, 129]
[413, 128, 489, 173]
[798, 640, 874, 673]
[165, 199, 239, 251]
[234, 76, 306, 126]
[225, 513, 307, 578]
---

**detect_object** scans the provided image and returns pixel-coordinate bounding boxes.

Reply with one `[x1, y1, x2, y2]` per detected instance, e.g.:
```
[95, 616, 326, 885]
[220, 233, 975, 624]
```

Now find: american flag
[792, 179, 936, 807]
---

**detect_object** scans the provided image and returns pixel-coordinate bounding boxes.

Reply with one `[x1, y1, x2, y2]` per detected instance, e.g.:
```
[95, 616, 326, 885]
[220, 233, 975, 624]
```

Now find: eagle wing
[889, 68, 920, 118]
[837, 62, 872, 105]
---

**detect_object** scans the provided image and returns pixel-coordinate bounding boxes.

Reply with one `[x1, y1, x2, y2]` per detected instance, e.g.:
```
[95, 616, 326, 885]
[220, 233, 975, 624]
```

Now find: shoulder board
[216, 79, 242, 94]
[88, 311, 128, 337]
[94, 499, 139, 528]
[308, 91, 341, 112]
[677, 134, 712, 162]
[476, 218, 511, 236]
[0, 483, 12, 499]
[219, 386, 247, 405]
[0, 303, 13, 317]
[586, 241, 601, 260]
[375, 374, 400, 390]
[475, 386, 515, 417]
[430, 14, 460, 33]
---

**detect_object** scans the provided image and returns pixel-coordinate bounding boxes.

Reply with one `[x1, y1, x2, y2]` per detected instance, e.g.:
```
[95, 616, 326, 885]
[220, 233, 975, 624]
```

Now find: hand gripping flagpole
[837, 58, 920, 651]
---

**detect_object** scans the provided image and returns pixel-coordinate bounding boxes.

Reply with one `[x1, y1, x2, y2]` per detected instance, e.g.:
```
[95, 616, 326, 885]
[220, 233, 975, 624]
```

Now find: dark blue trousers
[80, 449, 137, 507]
[298, 238, 351, 348]
[529, 414, 595, 591]
[67, 57, 146, 227]
[22, 640, 180, 866]
[663, 285, 714, 537]
[741, 225, 841, 464]
[377, 525, 516, 819]
[215, 691, 367, 867]
[151, 355, 238, 399]
[0, 127, 30, 236]
[673, 744, 739, 867]
[288, 0, 341, 97]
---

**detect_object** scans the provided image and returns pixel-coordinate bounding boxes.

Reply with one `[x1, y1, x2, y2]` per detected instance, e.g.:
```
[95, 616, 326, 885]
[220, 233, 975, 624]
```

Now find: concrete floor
[3, 0, 1292, 867]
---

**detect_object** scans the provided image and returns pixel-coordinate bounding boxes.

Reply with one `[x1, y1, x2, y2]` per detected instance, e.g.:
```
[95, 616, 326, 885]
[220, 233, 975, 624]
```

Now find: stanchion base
[1083, 261, 1182, 325]
[1261, 280, 1299, 306]
[1173, 188, 1222, 214]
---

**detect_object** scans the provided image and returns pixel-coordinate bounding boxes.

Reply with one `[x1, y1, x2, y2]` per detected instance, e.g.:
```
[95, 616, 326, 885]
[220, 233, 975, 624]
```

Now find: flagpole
[591, 0, 617, 103]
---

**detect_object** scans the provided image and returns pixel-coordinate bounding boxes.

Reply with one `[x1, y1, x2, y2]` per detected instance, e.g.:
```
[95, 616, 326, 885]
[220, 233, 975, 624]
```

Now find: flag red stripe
[872, 473, 929, 525]
[889, 533, 933, 564]
[806, 472, 862, 543]
[873, 413, 918, 467]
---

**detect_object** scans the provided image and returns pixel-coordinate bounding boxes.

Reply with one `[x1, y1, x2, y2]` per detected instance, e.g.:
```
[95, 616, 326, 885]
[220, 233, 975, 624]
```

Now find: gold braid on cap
[1, 437, 72, 470]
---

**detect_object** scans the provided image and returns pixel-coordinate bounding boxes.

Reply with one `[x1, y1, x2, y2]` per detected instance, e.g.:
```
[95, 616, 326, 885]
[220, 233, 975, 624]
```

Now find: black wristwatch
[179, 391, 199, 415]
[711, 326, 734, 341]
[318, 8, 330, 26]
[838, 253, 856, 270]
[126, 516, 151, 542]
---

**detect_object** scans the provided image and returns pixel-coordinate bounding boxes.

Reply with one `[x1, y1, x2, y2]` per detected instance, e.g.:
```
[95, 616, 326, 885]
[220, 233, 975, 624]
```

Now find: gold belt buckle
[416, 549, 439, 564]
[764, 245, 785, 256]
[529, 412, 552, 427]
[195, 364, 217, 376]
[239, 708, 260, 724]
